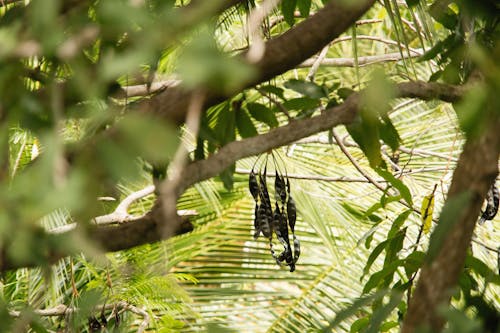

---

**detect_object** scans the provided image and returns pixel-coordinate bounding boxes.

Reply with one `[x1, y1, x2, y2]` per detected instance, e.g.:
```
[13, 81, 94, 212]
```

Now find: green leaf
[453, 85, 488, 137]
[419, 34, 455, 62]
[364, 195, 401, 217]
[284, 79, 326, 99]
[379, 115, 401, 151]
[116, 114, 179, 165]
[281, 0, 297, 27]
[235, 108, 258, 138]
[406, 0, 420, 7]
[258, 85, 284, 99]
[363, 260, 402, 294]
[385, 228, 406, 264]
[219, 164, 235, 191]
[429, 2, 458, 30]
[346, 115, 382, 168]
[297, 0, 312, 17]
[337, 87, 356, 100]
[365, 292, 403, 333]
[464, 255, 500, 285]
[427, 191, 472, 262]
[403, 251, 425, 277]
[282, 97, 320, 111]
[350, 317, 369, 333]
[376, 168, 413, 206]
[322, 290, 389, 332]
[245, 102, 278, 128]
[388, 209, 412, 238]
[363, 240, 388, 278]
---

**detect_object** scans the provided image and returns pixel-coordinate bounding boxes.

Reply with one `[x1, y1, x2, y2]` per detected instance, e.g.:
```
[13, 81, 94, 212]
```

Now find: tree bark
[402, 117, 500, 332]
[0, 81, 466, 272]
[140, 0, 377, 125]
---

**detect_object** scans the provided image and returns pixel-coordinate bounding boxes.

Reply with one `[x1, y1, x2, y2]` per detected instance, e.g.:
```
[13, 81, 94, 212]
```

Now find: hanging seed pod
[249, 169, 260, 202]
[253, 204, 261, 239]
[272, 204, 282, 238]
[269, 240, 281, 265]
[275, 171, 287, 205]
[479, 184, 499, 224]
[88, 316, 102, 332]
[258, 202, 272, 238]
[293, 235, 300, 264]
[287, 196, 297, 232]
[259, 173, 271, 206]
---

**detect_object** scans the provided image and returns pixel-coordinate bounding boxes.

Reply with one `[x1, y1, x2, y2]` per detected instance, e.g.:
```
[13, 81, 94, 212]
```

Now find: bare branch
[9, 301, 150, 333]
[157, 89, 206, 238]
[299, 50, 423, 68]
[246, 0, 282, 63]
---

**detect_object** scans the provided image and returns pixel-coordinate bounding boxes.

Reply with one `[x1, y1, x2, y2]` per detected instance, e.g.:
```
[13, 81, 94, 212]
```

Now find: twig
[331, 129, 386, 191]
[306, 45, 329, 81]
[255, 87, 292, 121]
[158, 89, 205, 237]
[118, 80, 181, 98]
[8, 301, 150, 333]
[246, 0, 281, 63]
[93, 185, 156, 225]
[235, 168, 387, 183]
[296, 135, 458, 162]
[299, 50, 423, 68]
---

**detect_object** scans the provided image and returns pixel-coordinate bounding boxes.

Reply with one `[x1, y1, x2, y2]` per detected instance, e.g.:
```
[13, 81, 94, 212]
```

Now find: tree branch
[402, 118, 500, 332]
[0, 81, 466, 272]
[140, 0, 377, 124]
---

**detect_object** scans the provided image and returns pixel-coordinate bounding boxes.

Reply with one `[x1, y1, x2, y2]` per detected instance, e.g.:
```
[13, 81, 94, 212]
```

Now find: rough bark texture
[402, 118, 500, 332]
[141, 0, 377, 124]
[0, 81, 466, 272]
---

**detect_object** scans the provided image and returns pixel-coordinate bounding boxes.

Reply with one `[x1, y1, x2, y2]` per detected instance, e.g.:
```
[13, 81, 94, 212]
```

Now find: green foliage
[0, 0, 499, 332]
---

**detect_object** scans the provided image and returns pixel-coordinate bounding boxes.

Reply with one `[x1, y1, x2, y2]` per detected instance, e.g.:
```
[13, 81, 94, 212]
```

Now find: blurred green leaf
[297, 0, 312, 17]
[281, 0, 297, 27]
[284, 79, 327, 99]
[116, 114, 179, 165]
[282, 97, 320, 111]
[235, 108, 258, 138]
[177, 28, 255, 92]
[245, 102, 279, 128]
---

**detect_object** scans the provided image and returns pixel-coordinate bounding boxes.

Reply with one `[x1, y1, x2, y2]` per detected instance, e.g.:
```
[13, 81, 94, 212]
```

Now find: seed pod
[479, 184, 499, 224]
[293, 235, 300, 264]
[272, 204, 281, 237]
[253, 204, 261, 239]
[88, 316, 101, 332]
[259, 173, 272, 206]
[249, 169, 260, 201]
[275, 171, 287, 204]
[258, 203, 272, 238]
[287, 196, 297, 232]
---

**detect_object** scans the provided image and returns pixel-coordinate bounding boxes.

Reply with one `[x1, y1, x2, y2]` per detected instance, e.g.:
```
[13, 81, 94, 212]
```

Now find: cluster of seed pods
[479, 183, 499, 224]
[249, 157, 300, 272]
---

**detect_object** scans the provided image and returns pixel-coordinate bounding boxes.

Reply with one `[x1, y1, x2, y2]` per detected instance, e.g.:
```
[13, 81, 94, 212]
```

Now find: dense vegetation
[0, 0, 499, 332]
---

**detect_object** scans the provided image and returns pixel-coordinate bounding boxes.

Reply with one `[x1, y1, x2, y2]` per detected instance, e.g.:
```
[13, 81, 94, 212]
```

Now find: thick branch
[174, 81, 465, 196]
[141, 0, 377, 124]
[0, 81, 465, 272]
[402, 119, 500, 332]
